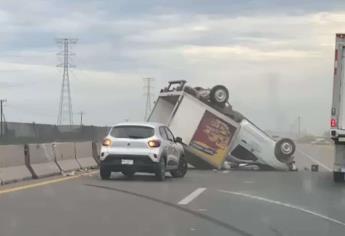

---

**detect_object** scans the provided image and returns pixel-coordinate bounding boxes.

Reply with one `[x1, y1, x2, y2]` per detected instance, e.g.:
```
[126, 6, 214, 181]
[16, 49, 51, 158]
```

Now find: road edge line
[297, 149, 332, 171]
[0, 170, 98, 195]
[218, 189, 345, 227]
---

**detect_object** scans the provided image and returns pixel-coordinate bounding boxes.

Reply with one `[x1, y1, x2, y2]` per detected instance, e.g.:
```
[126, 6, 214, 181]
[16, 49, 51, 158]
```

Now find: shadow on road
[105, 173, 174, 182]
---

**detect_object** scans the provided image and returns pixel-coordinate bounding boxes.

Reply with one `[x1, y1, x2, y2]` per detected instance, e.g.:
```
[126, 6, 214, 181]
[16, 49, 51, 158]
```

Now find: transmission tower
[143, 78, 154, 121]
[56, 38, 77, 126]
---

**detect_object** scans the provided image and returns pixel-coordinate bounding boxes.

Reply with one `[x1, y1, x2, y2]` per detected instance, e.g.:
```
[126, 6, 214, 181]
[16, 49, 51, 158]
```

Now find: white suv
[99, 122, 187, 181]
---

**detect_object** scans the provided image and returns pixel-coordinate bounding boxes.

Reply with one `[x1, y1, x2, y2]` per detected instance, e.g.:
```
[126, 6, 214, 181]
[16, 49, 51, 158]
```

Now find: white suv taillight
[148, 140, 161, 148]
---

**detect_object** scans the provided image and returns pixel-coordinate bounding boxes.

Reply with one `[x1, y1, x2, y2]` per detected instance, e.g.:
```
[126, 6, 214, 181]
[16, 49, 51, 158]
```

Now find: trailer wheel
[333, 172, 344, 183]
[210, 85, 229, 105]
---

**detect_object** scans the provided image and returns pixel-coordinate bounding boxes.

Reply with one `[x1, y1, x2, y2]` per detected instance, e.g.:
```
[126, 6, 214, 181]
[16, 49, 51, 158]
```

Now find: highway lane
[1, 169, 345, 236]
[295, 144, 334, 171]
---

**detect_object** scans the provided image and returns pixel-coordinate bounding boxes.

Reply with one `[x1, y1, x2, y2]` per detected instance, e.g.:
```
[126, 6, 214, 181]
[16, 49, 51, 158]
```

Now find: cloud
[182, 46, 320, 60]
[0, 1, 344, 134]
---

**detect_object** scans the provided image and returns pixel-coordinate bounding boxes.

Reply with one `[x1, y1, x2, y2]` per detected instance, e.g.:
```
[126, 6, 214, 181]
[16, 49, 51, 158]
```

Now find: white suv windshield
[110, 126, 154, 139]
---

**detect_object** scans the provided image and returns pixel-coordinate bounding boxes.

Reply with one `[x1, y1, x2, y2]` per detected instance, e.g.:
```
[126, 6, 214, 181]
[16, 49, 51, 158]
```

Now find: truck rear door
[169, 94, 239, 169]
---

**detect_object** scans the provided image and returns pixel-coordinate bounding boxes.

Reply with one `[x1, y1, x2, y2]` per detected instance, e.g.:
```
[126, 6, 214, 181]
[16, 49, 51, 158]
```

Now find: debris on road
[62, 171, 76, 177]
[311, 164, 319, 172]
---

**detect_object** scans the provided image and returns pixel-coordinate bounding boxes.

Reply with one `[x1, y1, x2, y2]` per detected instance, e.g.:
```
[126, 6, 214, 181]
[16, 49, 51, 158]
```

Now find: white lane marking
[178, 187, 207, 205]
[219, 190, 345, 227]
[297, 149, 332, 172]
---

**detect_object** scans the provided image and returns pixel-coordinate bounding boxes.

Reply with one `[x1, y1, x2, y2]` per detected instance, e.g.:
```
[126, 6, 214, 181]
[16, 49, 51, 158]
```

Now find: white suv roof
[112, 122, 165, 128]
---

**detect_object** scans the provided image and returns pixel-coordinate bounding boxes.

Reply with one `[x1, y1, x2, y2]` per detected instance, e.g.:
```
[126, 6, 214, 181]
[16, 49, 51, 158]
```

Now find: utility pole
[297, 115, 301, 138]
[56, 38, 77, 126]
[0, 99, 7, 136]
[143, 78, 154, 121]
[78, 111, 84, 126]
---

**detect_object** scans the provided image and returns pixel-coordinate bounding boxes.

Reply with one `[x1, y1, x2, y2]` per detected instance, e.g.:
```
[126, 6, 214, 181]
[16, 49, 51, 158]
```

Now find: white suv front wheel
[100, 166, 111, 180]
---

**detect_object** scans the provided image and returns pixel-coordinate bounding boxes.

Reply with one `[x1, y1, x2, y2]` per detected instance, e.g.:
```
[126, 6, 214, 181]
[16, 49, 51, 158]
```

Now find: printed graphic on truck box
[190, 111, 237, 166]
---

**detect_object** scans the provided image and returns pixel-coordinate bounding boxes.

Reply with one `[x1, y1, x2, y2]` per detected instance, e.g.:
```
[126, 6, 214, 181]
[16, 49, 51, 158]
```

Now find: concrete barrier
[75, 141, 98, 169]
[92, 142, 101, 164]
[0, 145, 32, 184]
[53, 142, 81, 172]
[27, 143, 61, 178]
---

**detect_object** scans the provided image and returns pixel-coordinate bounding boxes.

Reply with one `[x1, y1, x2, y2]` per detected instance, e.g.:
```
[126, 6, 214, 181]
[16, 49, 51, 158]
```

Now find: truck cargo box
[148, 81, 240, 169]
[149, 80, 296, 171]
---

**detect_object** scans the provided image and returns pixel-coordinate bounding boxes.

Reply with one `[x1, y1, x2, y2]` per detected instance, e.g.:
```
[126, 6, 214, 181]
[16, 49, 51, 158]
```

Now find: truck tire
[156, 158, 166, 181]
[170, 157, 188, 178]
[275, 138, 296, 163]
[333, 172, 344, 183]
[100, 166, 111, 180]
[210, 85, 229, 105]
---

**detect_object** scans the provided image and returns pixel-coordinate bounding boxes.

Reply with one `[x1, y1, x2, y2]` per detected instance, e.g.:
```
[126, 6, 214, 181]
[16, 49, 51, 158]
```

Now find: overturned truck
[148, 80, 296, 171]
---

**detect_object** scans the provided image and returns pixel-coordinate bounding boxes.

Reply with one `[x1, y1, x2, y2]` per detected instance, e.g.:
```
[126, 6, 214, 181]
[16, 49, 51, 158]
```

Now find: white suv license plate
[121, 159, 134, 165]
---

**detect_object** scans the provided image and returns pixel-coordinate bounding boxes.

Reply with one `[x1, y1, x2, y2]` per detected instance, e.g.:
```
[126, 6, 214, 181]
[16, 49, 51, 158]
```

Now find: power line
[143, 78, 154, 121]
[56, 38, 78, 126]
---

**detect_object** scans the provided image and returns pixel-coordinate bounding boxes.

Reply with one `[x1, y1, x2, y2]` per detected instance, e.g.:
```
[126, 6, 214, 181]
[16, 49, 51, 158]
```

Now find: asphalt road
[295, 144, 334, 171]
[1, 161, 345, 236]
[0, 144, 342, 236]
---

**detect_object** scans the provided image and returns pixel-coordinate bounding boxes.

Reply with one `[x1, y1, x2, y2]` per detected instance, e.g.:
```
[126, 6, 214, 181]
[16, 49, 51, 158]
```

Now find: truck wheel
[170, 157, 188, 178]
[122, 169, 135, 178]
[210, 85, 229, 105]
[275, 138, 296, 162]
[100, 166, 111, 180]
[333, 172, 344, 183]
[156, 158, 166, 181]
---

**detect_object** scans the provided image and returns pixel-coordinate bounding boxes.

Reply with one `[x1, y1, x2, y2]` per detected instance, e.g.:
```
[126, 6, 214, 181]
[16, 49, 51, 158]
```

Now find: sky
[0, 0, 345, 135]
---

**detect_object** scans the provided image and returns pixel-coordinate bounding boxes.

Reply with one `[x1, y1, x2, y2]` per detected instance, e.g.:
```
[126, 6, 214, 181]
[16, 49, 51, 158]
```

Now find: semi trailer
[330, 33, 345, 182]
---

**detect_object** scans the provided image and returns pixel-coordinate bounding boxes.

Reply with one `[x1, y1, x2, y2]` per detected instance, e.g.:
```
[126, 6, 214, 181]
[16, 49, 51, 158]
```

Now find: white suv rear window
[110, 126, 154, 139]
